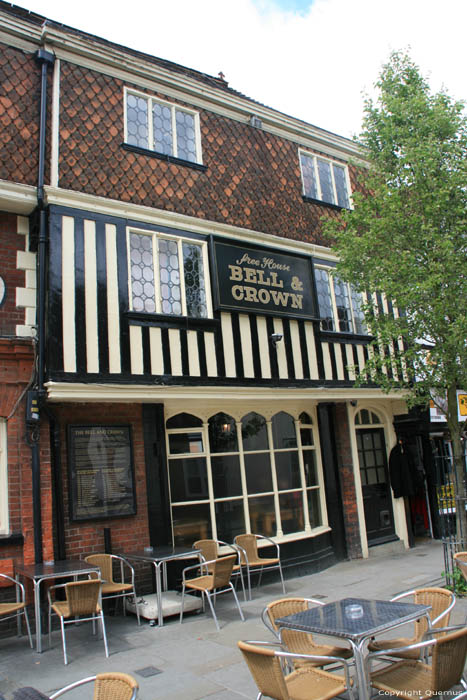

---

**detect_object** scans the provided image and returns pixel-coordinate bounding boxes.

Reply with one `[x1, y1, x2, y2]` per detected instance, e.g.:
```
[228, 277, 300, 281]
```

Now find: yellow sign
[459, 394, 467, 417]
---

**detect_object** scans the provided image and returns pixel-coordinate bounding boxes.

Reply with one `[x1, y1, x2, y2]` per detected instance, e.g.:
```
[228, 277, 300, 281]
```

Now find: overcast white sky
[16, 0, 467, 139]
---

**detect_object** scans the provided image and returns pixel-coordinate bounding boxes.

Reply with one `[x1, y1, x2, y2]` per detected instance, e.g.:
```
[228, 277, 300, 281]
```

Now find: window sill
[319, 330, 371, 342]
[0, 532, 24, 546]
[302, 195, 349, 211]
[122, 143, 207, 172]
[126, 311, 220, 330]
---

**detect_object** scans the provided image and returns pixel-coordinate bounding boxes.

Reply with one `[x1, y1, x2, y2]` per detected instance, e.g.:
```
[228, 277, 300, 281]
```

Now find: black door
[357, 428, 395, 544]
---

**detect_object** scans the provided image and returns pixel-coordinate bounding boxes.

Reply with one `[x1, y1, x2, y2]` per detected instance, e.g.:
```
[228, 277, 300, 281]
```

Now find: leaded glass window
[128, 229, 210, 318]
[125, 89, 201, 163]
[315, 266, 367, 335]
[300, 151, 351, 209]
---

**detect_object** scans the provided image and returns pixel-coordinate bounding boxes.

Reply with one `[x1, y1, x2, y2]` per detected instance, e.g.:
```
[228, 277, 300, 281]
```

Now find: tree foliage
[323, 51, 467, 535]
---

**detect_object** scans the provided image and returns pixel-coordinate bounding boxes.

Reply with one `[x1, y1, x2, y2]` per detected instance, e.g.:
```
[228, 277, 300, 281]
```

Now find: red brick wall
[334, 403, 362, 558]
[0, 212, 26, 335]
[54, 403, 150, 559]
[0, 44, 41, 187]
[57, 62, 360, 247]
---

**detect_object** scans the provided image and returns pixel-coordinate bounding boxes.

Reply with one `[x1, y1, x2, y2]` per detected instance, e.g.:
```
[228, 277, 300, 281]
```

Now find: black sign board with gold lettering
[68, 425, 136, 521]
[212, 240, 316, 319]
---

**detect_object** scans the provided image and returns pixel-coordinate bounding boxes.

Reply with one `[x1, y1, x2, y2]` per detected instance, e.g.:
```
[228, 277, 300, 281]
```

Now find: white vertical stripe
[334, 343, 345, 380]
[256, 317, 271, 379]
[129, 325, 144, 374]
[50, 59, 60, 188]
[322, 343, 333, 380]
[169, 328, 182, 376]
[304, 322, 319, 379]
[62, 216, 76, 373]
[289, 320, 303, 379]
[149, 327, 164, 375]
[187, 330, 200, 376]
[273, 318, 287, 378]
[84, 220, 99, 373]
[357, 345, 366, 376]
[239, 314, 254, 378]
[346, 344, 356, 381]
[204, 332, 218, 377]
[105, 224, 121, 374]
[221, 313, 236, 377]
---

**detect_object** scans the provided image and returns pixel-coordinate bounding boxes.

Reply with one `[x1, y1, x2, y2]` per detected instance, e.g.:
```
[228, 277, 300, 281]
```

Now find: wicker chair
[368, 625, 467, 700]
[238, 639, 355, 700]
[262, 597, 352, 668]
[49, 673, 138, 700]
[368, 587, 455, 659]
[194, 538, 246, 601]
[454, 552, 467, 582]
[84, 554, 140, 625]
[48, 579, 109, 665]
[0, 572, 33, 649]
[234, 533, 286, 600]
[180, 554, 245, 631]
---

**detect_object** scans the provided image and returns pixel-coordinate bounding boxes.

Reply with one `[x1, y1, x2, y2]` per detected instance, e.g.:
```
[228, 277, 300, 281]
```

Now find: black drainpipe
[29, 47, 55, 564]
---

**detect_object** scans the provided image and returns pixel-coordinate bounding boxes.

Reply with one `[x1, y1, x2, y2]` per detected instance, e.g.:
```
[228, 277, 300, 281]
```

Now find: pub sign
[212, 240, 316, 319]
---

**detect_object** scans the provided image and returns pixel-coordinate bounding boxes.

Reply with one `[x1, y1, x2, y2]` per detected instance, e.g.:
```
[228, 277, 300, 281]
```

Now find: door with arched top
[355, 410, 395, 544]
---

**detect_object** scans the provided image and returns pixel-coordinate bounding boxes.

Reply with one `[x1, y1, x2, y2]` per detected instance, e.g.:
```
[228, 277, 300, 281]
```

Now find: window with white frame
[0, 420, 8, 535]
[128, 229, 210, 318]
[299, 151, 351, 208]
[166, 410, 325, 546]
[125, 89, 202, 164]
[315, 266, 366, 334]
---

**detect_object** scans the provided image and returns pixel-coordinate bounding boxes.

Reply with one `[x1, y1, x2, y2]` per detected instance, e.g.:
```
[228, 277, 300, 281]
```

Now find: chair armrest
[390, 589, 416, 602]
[431, 597, 456, 626]
[181, 558, 218, 582]
[1, 574, 26, 601]
[50, 676, 96, 698]
[261, 607, 279, 638]
[111, 555, 136, 584]
[47, 582, 69, 606]
[366, 636, 435, 670]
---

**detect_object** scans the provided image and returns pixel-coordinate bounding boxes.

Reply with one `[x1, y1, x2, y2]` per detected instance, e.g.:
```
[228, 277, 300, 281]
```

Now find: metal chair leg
[204, 590, 220, 631]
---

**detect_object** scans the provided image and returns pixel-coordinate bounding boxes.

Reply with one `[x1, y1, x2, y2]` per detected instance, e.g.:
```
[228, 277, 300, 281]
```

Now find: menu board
[68, 425, 136, 521]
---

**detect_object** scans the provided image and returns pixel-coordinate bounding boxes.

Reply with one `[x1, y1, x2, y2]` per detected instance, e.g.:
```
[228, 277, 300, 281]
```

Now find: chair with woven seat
[368, 587, 455, 659]
[49, 672, 139, 700]
[84, 554, 140, 625]
[368, 625, 467, 700]
[180, 554, 245, 631]
[454, 552, 467, 583]
[238, 639, 355, 700]
[194, 538, 246, 601]
[0, 573, 33, 649]
[48, 578, 109, 665]
[234, 533, 286, 600]
[262, 597, 352, 668]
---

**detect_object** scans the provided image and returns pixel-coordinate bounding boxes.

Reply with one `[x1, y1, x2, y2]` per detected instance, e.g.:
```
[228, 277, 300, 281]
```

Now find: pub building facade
[0, 2, 414, 590]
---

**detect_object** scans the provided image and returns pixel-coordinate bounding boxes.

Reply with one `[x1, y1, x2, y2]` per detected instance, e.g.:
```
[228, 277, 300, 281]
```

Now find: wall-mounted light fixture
[270, 333, 283, 347]
[350, 400, 358, 407]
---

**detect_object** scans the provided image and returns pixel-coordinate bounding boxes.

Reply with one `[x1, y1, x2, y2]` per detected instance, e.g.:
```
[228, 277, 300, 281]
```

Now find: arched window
[166, 409, 324, 546]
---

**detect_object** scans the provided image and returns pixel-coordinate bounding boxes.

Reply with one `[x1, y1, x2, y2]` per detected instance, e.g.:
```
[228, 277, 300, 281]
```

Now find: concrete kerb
[0, 539, 464, 700]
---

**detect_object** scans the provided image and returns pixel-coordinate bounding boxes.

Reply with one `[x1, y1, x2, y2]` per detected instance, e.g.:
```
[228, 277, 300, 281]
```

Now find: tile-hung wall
[47, 206, 371, 386]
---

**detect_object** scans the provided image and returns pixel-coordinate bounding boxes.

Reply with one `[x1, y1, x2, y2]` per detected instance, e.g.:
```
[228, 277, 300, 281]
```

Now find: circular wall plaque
[0, 276, 5, 307]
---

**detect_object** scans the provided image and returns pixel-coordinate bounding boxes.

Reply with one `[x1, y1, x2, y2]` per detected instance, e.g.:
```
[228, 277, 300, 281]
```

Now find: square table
[15, 559, 101, 653]
[119, 546, 201, 628]
[277, 596, 431, 700]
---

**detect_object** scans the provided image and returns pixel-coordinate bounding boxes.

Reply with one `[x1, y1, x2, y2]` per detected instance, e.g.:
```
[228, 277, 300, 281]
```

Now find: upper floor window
[128, 229, 210, 318]
[299, 151, 351, 208]
[315, 266, 366, 334]
[124, 89, 202, 164]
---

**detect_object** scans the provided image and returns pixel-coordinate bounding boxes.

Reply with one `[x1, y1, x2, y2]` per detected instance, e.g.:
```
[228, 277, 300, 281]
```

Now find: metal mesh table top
[16, 559, 100, 581]
[277, 597, 431, 642]
[119, 546, 200, 563]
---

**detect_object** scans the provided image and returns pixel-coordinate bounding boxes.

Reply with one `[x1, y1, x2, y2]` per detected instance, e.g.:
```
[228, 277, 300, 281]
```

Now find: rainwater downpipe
[30, 47, 55, 564]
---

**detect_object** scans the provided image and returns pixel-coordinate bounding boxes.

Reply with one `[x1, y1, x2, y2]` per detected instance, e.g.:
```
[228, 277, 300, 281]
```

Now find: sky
[15, 0, 467, 140]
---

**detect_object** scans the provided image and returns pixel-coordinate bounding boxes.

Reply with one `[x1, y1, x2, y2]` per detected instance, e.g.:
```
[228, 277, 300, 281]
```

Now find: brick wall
[334, 403, 362, 558]
[0, 213, 26, 335]
[54, 403, 150, 559]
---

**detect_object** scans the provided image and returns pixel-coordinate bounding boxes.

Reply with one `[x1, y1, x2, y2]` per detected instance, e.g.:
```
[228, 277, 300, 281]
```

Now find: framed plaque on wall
[68, 425, 136, 521]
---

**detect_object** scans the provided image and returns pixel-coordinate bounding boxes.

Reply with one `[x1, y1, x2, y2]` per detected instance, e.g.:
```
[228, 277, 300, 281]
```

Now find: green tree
[324, 51, 467, 540]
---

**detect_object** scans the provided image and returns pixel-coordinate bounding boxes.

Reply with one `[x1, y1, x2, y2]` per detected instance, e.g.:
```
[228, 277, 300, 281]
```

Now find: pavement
[0, 537, 464, 700]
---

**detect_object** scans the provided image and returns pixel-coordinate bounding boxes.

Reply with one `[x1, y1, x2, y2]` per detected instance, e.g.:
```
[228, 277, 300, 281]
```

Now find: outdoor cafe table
[276, 596, 431, 700]
[118, 546, 202, 628]
[15, 559, 100, 653]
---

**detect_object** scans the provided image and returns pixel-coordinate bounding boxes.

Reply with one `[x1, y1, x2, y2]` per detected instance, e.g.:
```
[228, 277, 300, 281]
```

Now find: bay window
[166, 410, 325, 546]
